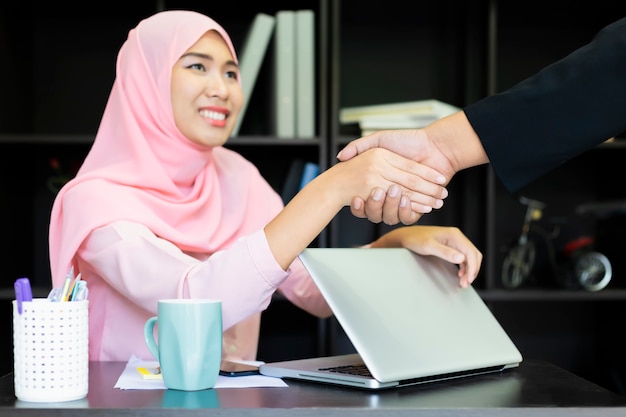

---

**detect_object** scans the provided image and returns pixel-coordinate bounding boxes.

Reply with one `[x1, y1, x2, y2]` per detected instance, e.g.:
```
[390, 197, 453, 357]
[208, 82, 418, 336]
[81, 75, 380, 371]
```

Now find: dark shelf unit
[326, 0, 626, 395]
[481, 2, 626, 394]
[2, 0, 626, 395]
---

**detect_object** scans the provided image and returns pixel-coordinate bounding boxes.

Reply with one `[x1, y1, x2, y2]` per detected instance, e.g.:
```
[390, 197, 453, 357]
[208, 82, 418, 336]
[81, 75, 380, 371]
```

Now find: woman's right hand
[266, 147, 449, 270]
[337, 112, 489, 225]
[336, 128, 454, 225]
[320, 147, 448, 216]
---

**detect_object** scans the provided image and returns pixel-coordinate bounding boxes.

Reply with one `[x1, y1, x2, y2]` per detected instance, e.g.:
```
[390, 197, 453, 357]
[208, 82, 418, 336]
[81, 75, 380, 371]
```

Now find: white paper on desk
[114, 355, 287, 390]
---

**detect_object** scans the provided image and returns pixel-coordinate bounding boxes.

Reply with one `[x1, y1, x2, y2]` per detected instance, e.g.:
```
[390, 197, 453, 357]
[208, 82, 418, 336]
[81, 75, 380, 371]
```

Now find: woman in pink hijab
[48, 10, 482, 362]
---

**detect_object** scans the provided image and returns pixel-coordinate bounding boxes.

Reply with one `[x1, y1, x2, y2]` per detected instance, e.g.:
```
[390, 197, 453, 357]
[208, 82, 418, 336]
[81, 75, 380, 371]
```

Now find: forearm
[368, 227, 403, 248]
[464, 17, 626, 192]
[264, 169, 345, 270]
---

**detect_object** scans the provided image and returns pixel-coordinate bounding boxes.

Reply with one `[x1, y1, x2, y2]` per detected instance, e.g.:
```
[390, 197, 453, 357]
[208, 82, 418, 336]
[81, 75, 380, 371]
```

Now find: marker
[65, 273, 82, 302]
[47, 287, 62, 302]
[14, 277, 33, 315]
[70, 278, 88, 301]
[59, 266, 75, 302]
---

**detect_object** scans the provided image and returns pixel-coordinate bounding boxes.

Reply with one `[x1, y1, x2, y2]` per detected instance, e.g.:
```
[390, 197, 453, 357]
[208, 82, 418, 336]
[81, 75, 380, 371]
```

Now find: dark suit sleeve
[464, 17, 626, 193]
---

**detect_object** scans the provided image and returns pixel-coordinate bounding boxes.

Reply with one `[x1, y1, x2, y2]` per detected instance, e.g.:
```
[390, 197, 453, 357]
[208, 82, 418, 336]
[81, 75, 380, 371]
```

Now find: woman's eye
[188, 63, 206, 71]
[225, 70, 238, 80]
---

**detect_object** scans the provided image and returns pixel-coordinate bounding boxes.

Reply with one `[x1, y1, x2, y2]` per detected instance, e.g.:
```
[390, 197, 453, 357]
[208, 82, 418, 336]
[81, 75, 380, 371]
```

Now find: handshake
[336, 111, 488, 226]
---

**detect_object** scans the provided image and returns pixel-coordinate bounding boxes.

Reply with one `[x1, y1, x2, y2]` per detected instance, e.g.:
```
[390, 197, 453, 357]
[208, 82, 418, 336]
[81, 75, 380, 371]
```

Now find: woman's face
[171, 30, 243, 147]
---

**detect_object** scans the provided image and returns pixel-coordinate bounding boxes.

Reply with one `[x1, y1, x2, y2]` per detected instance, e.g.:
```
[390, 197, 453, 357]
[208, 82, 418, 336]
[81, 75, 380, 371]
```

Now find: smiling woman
[47, 9, 482, 365]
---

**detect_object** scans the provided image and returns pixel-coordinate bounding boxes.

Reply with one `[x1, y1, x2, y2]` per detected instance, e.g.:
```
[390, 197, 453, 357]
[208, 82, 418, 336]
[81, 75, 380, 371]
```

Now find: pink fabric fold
[48, 10, 271, 286]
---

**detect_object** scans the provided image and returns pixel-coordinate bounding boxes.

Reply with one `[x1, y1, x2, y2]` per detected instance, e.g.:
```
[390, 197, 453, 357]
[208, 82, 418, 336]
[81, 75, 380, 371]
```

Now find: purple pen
[14, 277, 33, 315]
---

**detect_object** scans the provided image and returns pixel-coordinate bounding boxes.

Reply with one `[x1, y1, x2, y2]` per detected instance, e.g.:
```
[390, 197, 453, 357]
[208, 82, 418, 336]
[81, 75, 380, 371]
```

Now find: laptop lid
[260, 248, 522, 389]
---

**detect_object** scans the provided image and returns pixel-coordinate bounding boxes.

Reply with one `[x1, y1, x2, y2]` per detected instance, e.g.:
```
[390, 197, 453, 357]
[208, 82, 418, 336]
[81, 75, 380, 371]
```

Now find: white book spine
[295, 10, 315, 139]
[339, 99, 460, 124]
[231, 13, 276, 137]
[273, 10, 296, 138]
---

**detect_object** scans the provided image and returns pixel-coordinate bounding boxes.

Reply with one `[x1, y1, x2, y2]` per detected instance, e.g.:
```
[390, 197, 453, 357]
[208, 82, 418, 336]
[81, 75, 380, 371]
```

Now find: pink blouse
[77, 221, 332, 361]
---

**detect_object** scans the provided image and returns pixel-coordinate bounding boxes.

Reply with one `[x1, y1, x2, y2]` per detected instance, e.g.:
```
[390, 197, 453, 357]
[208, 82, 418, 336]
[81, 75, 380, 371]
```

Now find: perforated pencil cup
[12, 299, 89, 403]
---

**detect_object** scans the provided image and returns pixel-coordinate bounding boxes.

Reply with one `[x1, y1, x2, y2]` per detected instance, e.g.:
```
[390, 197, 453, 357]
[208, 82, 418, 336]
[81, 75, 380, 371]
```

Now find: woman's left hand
[371, 225, 483, 288]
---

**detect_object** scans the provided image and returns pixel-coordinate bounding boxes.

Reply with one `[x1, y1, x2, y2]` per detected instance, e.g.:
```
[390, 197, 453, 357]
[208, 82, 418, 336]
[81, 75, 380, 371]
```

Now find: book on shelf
[339, 99, 460, 125]
[273, 10, 296, 138]
[280, 160, 320, 204]
[295, 10, 315, 139]
[358, 113, 449, 136]
[231, 13, 276, 137]
[271, 9, 316, 139]
[281, 159, 305, 204]
[298, 161, 319, 190]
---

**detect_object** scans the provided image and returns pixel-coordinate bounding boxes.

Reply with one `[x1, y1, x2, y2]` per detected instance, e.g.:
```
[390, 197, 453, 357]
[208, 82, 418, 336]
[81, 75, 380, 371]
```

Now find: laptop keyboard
[319, 364, 373, 377]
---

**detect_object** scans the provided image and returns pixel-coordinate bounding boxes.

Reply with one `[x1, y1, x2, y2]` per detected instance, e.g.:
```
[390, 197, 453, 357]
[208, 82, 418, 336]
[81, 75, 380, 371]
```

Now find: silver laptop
[259, 248, 522, 390]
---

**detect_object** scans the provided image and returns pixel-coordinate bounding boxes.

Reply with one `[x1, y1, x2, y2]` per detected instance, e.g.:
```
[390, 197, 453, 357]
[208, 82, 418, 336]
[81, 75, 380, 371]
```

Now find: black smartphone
[219, 360, 260, 377]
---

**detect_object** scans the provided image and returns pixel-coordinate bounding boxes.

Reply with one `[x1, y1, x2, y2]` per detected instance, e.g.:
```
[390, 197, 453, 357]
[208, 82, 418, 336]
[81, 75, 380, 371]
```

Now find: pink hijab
[49, 10, 280, 285]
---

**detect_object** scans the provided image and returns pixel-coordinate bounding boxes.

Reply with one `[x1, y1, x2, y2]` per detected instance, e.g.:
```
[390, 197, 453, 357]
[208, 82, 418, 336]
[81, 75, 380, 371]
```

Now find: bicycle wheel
[501, 242, 536, 289]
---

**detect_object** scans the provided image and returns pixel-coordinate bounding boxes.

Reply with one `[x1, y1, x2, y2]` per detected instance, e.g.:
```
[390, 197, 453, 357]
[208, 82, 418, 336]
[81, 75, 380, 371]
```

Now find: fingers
[350, 194, 381, 222]
[342, 148, 449, 225]
[349, 148, 447, 210]
[336, 143, 358, 161]
[382, 186, 425, 225]
[381, 186, 402, 225]
[351, 186, 430, 225]
[336, 134, 382, 162]
[349, 197, 367, 219]
[380, 151, 448, 206]
[404, 158, 448, 187]
[400, 198, 422, 225]
[447, 238, 483, 288]
[456, 248, 483, 288]
[438, 253, 480, 289]
[408, 227, 482, 288]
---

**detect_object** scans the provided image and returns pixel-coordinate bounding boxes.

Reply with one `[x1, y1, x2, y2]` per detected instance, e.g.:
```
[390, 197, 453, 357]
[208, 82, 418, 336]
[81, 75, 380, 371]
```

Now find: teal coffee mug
[144, 299, 222, 391]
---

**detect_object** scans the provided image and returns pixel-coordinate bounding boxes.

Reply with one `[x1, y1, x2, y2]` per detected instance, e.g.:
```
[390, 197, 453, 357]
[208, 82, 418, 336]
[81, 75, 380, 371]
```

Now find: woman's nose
[205, 74, 228, 99]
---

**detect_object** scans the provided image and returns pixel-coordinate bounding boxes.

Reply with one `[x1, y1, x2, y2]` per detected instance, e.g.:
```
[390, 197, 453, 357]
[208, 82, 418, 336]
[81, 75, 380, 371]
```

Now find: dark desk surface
[0, 360, 625, 416]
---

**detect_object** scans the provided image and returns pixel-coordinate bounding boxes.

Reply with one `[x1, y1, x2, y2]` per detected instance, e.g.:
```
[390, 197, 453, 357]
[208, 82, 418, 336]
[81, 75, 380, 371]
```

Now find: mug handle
[144, 316, 160, 361]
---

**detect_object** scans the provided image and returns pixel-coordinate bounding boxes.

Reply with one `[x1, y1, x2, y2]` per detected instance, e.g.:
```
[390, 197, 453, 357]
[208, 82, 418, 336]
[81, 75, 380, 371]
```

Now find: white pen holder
[12, 299, 89, 403]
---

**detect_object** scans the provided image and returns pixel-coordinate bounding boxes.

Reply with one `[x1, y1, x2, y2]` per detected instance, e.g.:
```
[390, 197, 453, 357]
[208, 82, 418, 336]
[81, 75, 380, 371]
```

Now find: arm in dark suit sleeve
[464, 17, 626, 193]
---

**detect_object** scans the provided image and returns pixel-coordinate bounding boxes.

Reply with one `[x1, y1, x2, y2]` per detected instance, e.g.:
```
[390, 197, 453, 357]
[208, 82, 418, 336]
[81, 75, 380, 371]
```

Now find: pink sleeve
[78, 221, 289, 331]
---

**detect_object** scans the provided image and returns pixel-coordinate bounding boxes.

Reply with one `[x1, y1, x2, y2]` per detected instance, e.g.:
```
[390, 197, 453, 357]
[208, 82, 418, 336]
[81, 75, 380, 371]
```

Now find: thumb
[337, 134, 382, 161]
[336, 143, 358, 161]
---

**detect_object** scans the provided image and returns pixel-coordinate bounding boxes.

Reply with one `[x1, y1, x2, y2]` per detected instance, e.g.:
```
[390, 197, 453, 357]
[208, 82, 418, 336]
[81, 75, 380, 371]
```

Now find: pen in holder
[12, 299, 89, 403]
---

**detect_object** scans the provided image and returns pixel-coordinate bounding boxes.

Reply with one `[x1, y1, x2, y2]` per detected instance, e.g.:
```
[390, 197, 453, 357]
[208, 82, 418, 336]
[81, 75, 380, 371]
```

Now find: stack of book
[339, 99, 460, 136]
[232, 10, 316, 139]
